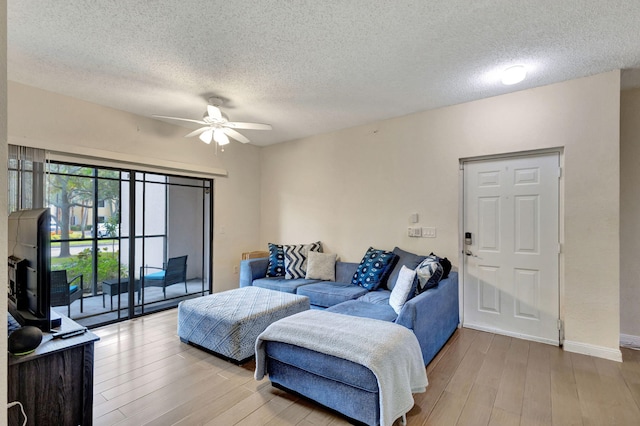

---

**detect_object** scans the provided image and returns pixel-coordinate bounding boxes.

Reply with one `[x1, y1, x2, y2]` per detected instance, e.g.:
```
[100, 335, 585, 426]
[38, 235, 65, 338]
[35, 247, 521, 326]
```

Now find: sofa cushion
[356, 289, 391, 305]
[296, 282, 368, 308]
[305, 251, 336, 281]
[265, 340, 381, 426]
[335, 261, 359, 284]
[266, 243, 285, 277]
[144, 270, 165, 280]
[351, 247, 398, 291]
[253, 277, 320, 294]
[386, 247, 426, 290]
[389, 265, 417, 314]
[327, 300, 398, 322]
[266, 341, 379, 392]
[284, 242, 322, 279]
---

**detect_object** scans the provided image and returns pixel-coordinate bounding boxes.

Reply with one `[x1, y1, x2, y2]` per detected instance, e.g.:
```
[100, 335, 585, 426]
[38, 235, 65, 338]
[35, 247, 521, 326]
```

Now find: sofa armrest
[239, 257, 269, 287]
[395, 271, 459, 365]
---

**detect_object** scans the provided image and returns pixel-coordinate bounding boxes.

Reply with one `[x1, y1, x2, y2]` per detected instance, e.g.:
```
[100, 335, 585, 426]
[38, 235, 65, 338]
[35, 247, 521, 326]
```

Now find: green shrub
[56, 248, 127, 283]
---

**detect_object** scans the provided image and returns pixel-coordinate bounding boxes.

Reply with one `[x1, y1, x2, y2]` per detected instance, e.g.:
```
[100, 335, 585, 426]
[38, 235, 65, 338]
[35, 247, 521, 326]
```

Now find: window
[7, 145, 46, 212]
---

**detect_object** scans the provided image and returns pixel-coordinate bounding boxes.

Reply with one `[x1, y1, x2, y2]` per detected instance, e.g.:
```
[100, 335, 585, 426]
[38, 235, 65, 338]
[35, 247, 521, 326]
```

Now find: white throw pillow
[305, 251, 337, 281]
[389, 265, 416, 314]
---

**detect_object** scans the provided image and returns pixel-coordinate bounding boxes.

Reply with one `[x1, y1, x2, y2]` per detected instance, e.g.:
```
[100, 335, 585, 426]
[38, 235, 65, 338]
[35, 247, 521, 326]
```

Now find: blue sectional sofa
[239, 254, 459, 366]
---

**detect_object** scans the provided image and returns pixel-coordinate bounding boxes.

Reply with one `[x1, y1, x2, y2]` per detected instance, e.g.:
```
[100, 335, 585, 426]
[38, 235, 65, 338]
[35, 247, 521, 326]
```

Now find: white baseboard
[563, 340, 622, 362]
[620, 333, 640, 350]
[462, 323, 625, 361]
[463, 323, 559, 346]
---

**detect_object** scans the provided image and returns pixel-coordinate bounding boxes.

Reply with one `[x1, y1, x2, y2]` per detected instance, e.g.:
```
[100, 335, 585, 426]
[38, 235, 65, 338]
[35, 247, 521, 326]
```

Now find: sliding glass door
[131, 173, 212, 317]
[44, 162, 213, 327]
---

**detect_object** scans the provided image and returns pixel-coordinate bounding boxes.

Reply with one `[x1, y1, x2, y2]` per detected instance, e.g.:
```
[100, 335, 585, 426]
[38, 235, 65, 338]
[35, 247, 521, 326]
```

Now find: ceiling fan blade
[223, 128, 250, 144]
[226, 121, 272, 130]
[207, 105, 223, 121]
[184, 127, 211, 138]
[152, 115, 208, 125]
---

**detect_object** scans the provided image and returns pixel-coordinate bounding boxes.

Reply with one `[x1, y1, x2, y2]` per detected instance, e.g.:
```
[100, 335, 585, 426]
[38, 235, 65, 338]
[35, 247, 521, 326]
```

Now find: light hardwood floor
[92, 309, 640, 425]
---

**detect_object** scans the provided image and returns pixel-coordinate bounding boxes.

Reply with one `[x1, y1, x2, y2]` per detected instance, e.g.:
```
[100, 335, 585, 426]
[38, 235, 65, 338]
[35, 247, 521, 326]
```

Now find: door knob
[465, 250, 481, 259]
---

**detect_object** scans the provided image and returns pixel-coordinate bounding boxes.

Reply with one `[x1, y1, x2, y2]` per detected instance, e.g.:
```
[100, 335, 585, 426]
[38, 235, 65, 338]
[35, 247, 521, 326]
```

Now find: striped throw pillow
[284, 242, 322, 279]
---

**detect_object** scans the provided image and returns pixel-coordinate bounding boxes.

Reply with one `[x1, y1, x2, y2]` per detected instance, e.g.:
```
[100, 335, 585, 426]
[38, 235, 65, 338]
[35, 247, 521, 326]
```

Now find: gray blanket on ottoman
[255, 310, 428, 426]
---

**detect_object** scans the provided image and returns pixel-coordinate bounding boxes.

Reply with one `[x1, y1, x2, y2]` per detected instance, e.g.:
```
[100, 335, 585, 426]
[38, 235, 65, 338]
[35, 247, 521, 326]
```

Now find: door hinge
[558, 167, 562, 178]
[558, 243, 562, 254]
[558, 319, 564, 342]
[558, 318, 564, 346]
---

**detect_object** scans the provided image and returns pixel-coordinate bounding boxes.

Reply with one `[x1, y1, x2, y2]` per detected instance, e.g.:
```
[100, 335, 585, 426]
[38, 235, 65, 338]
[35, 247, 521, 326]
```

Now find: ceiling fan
[153, 97, 272, 146]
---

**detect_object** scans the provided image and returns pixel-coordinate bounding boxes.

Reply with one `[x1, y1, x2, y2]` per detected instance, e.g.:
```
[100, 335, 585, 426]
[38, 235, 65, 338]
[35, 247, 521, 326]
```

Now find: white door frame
[458, 148, 565, 344]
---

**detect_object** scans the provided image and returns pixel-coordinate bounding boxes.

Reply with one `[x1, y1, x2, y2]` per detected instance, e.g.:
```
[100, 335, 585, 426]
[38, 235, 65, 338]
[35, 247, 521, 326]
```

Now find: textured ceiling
[8, 1, 640, 146]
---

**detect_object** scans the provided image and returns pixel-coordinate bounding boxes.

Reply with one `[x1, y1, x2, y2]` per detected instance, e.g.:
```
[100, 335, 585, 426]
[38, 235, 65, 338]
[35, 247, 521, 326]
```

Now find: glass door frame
[128, 171, 214, 319]
[44, 160, 214, 327]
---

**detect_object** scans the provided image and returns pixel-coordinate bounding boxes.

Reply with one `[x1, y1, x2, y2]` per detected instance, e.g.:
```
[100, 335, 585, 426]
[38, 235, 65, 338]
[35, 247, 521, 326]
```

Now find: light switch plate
[422, 227, 436, 238]
[408, 227, 422, 237]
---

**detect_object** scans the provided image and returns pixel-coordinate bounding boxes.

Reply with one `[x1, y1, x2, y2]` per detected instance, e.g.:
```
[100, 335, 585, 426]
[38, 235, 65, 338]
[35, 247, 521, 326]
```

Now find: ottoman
[177, 287, 309, 363]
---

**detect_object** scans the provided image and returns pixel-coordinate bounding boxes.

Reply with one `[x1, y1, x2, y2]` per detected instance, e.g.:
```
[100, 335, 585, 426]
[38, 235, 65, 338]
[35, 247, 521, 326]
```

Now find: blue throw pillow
[266, 243, 285, 277]
[415, 254, 444, 294]
[351, 247, 398, 291]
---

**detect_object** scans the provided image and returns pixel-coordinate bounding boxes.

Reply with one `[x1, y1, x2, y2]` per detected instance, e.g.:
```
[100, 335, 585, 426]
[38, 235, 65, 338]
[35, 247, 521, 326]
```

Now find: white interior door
[462, 153, 560, 345]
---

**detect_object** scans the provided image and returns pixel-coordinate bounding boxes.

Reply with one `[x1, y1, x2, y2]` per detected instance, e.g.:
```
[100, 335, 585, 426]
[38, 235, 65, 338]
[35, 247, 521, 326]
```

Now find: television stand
[8, 304, 62, 331]
[8, 312, 99, 425]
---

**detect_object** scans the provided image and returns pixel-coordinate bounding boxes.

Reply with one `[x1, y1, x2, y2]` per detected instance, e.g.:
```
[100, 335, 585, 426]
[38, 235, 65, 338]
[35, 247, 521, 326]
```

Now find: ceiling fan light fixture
[501, 65, 527, 85]
[153, 97, 271, 150]
[199, 129, 213, 144]
[213, 128, 230, 145]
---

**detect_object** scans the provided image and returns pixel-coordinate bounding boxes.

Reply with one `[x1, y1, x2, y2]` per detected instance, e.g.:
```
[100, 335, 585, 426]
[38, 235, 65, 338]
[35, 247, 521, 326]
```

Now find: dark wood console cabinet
[8, 314, 99, 425]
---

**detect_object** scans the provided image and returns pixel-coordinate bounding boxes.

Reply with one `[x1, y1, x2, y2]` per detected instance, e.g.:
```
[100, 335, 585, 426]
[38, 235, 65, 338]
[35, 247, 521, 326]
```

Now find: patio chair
[140, 255, 188, 298]
[50, 270, 84, 317]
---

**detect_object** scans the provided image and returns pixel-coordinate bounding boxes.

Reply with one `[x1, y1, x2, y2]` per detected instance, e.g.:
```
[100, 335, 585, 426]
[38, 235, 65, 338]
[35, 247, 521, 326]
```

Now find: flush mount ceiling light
[501, 65, 527, 85]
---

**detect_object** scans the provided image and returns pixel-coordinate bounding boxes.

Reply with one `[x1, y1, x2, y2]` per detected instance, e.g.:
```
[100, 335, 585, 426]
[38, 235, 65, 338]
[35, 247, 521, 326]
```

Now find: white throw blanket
[255, 310, 428, 426]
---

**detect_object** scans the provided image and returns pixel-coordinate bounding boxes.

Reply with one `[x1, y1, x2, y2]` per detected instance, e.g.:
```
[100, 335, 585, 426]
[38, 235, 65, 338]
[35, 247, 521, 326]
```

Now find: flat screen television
[7, 208, 52, 331]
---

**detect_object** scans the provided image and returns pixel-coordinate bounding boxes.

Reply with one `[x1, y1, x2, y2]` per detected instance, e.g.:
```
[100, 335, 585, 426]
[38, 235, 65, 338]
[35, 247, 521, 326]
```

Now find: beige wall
[261, 71, 621, 358]
[7, 81, 262, 292]
[620, 88, 640, 340]
[1, 0, 8, 413]
[5, 71, 625, 359]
